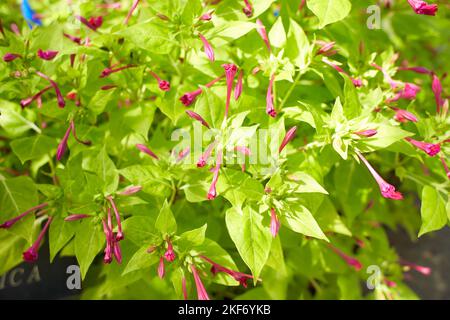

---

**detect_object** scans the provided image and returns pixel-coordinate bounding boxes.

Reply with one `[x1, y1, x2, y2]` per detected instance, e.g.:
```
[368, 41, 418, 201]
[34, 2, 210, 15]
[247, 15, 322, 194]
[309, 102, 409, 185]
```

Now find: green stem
[279, 70, 302, 110]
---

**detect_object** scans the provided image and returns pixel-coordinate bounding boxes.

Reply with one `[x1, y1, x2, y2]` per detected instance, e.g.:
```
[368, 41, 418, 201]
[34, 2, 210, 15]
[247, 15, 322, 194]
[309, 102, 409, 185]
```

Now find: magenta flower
[356, 151, 403, 200]
[23, 216, 53, 263]
[235, 146, 251, 156]
[107, 196, 124, 241]
[354, 129, 378, 137]
[37, 49, 58, 60]
[199, 33, 215, 62]
[180, 75, 225, 107]
[440, 157, 450, 179]
[200, 255, 254, 288]
[176, 146, 191, 163]
[64, 214, 93, 221]
[11, 23, 21, 36]
[56, 123, 72, 161]
[3, 53, 22, 62]
[124, 0, 140, 25]
[207, 150, 222, 200]
[119, 185, 142, 196]
[102, 216, 113, 264]
[76, 15, 103, 31]
[407, 0, 438, 16]
[20, 85, 52, 108]
[270, 208, 280, 238]
[370, 62, 401, 89]
[256, 19, 271, 52]
[101, 84, 118, 91]
[387, 82, 421, 103]
[392, 107, 418, 123]
[243, 0, 253, 17]
[398, 66, 432, 75]
[279, 126, 297, 153]
[234, 70, 243, 101]
[100, 64, 136, 78]
[266, 74, 277, 118]
[405, 138, 441, 157]
[327, 244, 362, 271]
[136, 143, 159, 160]
[148, 70, 170, 91]
[36, 71, 65, 108]
[186, 110, 210, 128]
[113, 235, 122, 264]
[222, 64, 238, 118]
[0, 203, 48, 229]
[432, 74, 443, 113]
[325, 59, 363, 87]
[158, 257, 165, 279]
[197, 142, 216, 168]
[63, 33, 82, 45]
[190, 264, 210, 300]
[164, 240, 176, 262]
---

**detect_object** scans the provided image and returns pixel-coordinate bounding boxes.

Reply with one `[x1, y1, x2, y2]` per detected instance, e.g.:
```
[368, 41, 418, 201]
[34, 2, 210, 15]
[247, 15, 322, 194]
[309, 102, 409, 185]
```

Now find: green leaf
[281, 202, 328, 241]
[418, 186, 447, 237]
[123, 245, 159, 275]
[0, 175, 38, 242]
[155, 200, 177, 236]
[82, 148, 119, 195]
[307, 0, 352, 28]
[10, 135, 56, 164]
[286, 171, 328, 194]
[122, 216, 157, 247]
[0, 231, 28, 276]
[268, 17, 286, 48]
[74, 218, 104, 279]
[49, 213, 77, 261]
[343, 77, 361, 119]
[285, 19, 310, 70]
[225, 206, 272, 282]
[178, 224, 207, 251]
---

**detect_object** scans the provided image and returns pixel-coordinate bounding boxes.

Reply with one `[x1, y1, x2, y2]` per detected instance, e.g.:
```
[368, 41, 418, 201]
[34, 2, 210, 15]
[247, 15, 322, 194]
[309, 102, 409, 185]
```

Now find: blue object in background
[21, 0, 42, 28]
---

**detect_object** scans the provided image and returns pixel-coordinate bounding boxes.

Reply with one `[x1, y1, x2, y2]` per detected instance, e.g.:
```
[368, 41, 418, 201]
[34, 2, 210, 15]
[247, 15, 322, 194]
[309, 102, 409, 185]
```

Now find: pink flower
[405, 138, 441, 157]
[222, 64, 238, 118]
[136, 143, 159, 160]
[354, 129, 378, 137]
[23, 217, 53, 263]
[199, 33, 215, 62]
[279, 126, 297, 153]
[234, 70, 243, 101]
[113, 235, 122, 264]
[76, 15, 103, 31]
[256, 19, 271, 52]
[432, 74, 443, 113]
[266, 74, 277, 117]
[325, 59, 363, 87]
[392, 107, 418, 123]
[119, 185, 142, 196]
[3, 53, 22, 62]
[243, 0, 253, 17]
[199, 11, 214, 21]
[164, 240, 176, 262]
[370, 62, 401, 89]
[315, 41, 337, 56]
[107, 196, 124, 241]
[182, 277, 188, 300]
[186, 110, 210, 128]
[176, 146, 191, 163]
[148, 70, 170, 91]
[207, 150, 222, 200]
[270, 208, 280, 238]
[327, 244, 362, 271]
[197, 142, 216, 168]
[124, 0, 140, 25]
[158, 257, 165, 278]
[190, 264, 210, 300]
[401, 260, 432, 275]
[56, 123, 72, 161]
[356, 151, 403, 200]
[407, 0, 438, 16]
[36, 71, 65, 108]
[200, 255, 254, 288]
[100, 64, 136, 78]
[180, 75, 224, 106]
[0, 203, 48, 229]
[101, 85, 118, 91]
[441, 157, 450, 180]
[64, 214, 93, 221]
[386, 83, 421, 103]
[20, 85, 52, 108]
